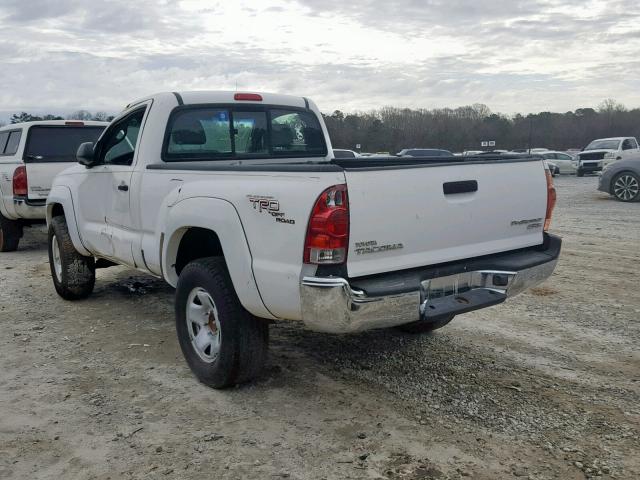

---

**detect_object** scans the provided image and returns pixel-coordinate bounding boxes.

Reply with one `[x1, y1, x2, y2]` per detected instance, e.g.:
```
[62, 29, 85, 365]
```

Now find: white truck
[576, 137, 640, 176]
[0, 120, 107, 251]
[46, 91, 561, 388]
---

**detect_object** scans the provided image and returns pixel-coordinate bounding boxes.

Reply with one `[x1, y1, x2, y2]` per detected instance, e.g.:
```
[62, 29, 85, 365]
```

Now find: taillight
[304, 184, 349, 264]
[13, 166, 28, 196]
[544, 170, 556, 231]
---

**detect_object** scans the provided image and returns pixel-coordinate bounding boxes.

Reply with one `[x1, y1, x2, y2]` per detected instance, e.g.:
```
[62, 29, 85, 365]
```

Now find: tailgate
[344, 158, 548, 277]
[25, 162, 74, 200]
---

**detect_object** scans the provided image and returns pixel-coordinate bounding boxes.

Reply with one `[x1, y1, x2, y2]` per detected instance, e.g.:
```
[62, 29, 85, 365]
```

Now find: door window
[99, 108, 146, 165]
[622, 139, 633, 150]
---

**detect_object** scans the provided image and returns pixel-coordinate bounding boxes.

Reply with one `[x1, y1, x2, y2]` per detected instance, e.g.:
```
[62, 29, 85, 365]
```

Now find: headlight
[604, 152, 615, 159]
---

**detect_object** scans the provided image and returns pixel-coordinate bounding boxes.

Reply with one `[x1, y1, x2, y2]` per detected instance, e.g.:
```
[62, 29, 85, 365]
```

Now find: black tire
[175, 257, 269, 388]
[48, 216, 95, 300]
[396, 314, 455, 334]
[577, 168, 584, 177]
[611, 171, 640, 202]
[0, 212, 22, 252]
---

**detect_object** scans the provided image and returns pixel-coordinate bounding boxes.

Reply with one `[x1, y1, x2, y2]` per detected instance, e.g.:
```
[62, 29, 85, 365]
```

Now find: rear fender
[46, 185, 91, 256]
[162, 196, 275, 320]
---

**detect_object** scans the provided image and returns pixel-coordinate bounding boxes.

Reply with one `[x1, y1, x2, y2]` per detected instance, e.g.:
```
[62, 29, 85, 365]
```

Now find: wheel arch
[46, 185, 91, 256]
[162, 197, 276, 320]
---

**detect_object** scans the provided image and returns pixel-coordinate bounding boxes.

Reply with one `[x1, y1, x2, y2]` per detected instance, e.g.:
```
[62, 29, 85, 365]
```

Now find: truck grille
[579, 152, 605, 160]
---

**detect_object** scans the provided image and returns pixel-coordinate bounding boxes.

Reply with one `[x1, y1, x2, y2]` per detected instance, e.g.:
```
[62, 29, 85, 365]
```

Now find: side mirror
[77, 142, 96, 167]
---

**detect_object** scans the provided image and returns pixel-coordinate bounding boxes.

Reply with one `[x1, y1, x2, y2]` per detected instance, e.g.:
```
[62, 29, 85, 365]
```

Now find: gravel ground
[1, 175, 638, 479]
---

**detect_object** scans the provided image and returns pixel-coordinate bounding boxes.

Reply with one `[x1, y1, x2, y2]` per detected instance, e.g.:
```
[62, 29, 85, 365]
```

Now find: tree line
[323, 99, 640, 153]
[4, 99, 638, 154]
[6, 110, 114, 124]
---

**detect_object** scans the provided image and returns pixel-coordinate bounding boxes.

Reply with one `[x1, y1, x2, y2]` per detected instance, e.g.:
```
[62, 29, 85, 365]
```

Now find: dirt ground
[1, 176, 638, 480]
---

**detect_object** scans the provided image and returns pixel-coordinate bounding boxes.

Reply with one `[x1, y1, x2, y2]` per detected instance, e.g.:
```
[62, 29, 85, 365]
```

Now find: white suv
[0, 120, 107, 251]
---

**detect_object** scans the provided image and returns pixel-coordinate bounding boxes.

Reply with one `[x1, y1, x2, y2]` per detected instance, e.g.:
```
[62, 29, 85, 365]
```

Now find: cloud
[0, 0, 639, 122]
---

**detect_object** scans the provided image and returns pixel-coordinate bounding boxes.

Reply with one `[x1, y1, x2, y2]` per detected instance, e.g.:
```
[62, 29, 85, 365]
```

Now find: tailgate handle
[443, 180, 478, 195]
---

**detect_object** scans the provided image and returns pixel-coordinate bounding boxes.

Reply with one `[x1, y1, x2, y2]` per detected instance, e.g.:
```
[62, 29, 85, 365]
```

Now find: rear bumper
[300, 234, 561, 333]
[12, 196, 46, 220]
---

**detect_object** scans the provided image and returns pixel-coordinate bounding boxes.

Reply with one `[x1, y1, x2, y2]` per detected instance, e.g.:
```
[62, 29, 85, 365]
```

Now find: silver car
[597, 157, 640, 202]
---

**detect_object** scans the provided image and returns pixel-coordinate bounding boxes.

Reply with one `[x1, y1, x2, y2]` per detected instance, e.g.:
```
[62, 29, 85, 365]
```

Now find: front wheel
[175, 257, 269, 388]
[48, 216, 95, 300]
[576, 168, 584, 177]
[0, 213, 22, 252]
[612, 171, 640, 202]
[396, 314, 455, 334]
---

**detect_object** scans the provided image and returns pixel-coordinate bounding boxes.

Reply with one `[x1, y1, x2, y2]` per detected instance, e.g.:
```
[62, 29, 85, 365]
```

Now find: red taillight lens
[234, 93, 263, 101]
[13, 166, 28, 196]
[544, 170, 556, 231]
[304, 184, 349, 264]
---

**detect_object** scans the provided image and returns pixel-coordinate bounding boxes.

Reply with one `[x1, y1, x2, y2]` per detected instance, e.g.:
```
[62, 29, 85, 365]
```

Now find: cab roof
[127, 91, 310, 110]
[0, 120, 109, 130]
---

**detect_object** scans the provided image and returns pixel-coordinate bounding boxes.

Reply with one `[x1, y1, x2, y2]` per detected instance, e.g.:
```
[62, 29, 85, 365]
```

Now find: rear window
[24, 126, 105, 162]
[164, 106, 327, 161]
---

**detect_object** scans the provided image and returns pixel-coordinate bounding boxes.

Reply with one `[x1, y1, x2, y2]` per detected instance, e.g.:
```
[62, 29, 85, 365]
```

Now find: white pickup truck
[576, 137, 640, 176]
[0, 120, 107, 251]
[46, 91, 561, 388]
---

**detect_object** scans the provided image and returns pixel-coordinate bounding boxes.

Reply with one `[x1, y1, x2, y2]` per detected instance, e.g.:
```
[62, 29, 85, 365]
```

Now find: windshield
[333, 149, 356, 158]
[585, 140, 620, 151]
[25, 126, 105, 162]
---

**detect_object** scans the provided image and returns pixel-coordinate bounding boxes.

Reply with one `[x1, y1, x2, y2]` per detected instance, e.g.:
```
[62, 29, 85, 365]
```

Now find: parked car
[544, 160, 560, 177]
[332, 149, 359, 159]
[46, 91, 560, 388]
[397, 148, 453, 157]
[576, 137, 640, 177]
[0, 120, 108, 251]
[597, 156, 640, 202]
[540, 151, 577, 174]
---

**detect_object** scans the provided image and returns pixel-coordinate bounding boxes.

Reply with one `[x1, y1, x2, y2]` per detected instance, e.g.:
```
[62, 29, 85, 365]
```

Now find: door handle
[443, 180, 478, 195]
[117, 184, 129, 192]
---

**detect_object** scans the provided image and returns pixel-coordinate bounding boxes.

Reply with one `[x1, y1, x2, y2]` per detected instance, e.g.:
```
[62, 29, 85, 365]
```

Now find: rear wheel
[175, 257, 269, 388]
[396, 314, 455, 334]
[0, 213, 22, 252]
[612, 171, 640, 202]
[48, 216, 95, 300]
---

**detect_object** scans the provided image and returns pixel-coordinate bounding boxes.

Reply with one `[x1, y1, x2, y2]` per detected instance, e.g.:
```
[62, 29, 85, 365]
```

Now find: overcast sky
[0, 0, 639, 121]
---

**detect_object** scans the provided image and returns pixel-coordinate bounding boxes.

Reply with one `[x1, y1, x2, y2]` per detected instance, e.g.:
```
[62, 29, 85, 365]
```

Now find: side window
[5, 131, 21, 155]
[622, 139, 633, 150]
[99, 108, 146, 165]
[543, 153, 556, 159]
[557, 154, 571, 160]
[270, 110, 326, 156]
[167, 108, 232, 158]
[632, 139, 639, 149]
[0, 132, 9, 154]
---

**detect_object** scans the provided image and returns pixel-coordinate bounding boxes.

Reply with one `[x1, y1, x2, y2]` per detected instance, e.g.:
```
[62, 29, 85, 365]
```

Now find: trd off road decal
[247, 195, 295, 225]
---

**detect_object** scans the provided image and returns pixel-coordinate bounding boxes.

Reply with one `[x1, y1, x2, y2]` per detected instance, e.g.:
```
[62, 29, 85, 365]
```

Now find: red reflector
[65, 121, 85, 126]
[304, 185, 349, 265]
[544, 170, 556, 231]
[13, 166, 28, 196]
[234, 93, 263, 101]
